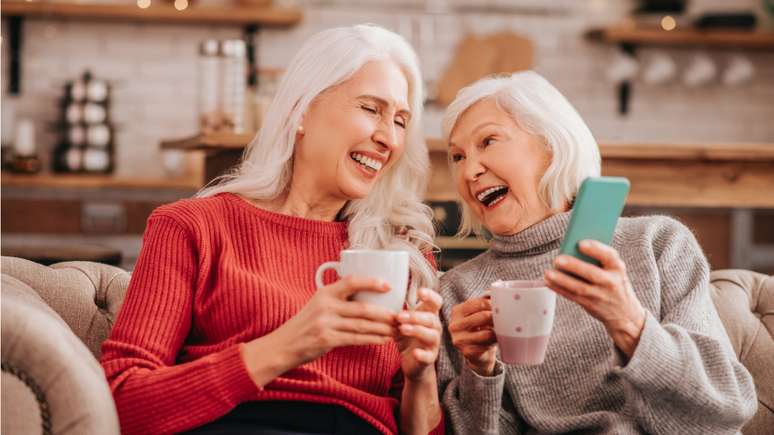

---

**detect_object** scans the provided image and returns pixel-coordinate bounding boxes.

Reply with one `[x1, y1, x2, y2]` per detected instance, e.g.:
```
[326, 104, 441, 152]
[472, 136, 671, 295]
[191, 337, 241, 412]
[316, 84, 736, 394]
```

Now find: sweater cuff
[207, 344, 260, 405]
[459, 361, 505, 432]
[613, 311, 686, 394]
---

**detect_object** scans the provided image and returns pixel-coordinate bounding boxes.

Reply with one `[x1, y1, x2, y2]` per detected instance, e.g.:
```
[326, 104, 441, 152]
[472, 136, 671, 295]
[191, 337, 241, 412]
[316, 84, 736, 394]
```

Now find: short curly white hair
[442, 71, 601, 236]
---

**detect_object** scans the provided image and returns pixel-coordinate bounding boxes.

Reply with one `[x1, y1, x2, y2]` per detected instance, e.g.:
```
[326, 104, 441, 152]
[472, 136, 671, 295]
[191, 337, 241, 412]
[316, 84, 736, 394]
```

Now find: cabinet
[1, 173, 199, 268]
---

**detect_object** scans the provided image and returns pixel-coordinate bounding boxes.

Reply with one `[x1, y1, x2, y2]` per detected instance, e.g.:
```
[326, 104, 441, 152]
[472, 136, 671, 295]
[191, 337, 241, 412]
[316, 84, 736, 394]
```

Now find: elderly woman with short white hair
[436, 71, 756, 435]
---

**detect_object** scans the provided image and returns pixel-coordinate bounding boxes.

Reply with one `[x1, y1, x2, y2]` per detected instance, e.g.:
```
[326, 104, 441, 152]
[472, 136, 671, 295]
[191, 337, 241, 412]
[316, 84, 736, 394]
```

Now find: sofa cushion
[0, 257, 129, 358]
[710, 269, 774, 435]
[1, 274, 120, 435]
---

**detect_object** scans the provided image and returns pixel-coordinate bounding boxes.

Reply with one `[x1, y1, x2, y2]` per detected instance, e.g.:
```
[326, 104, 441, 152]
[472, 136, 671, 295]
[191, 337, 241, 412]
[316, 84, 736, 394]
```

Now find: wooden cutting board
[437, 32, 534, 106]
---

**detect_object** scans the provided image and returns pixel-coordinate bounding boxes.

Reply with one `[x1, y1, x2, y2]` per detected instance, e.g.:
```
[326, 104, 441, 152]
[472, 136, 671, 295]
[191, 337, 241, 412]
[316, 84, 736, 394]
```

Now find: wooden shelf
[436, 236, 488, 250]
[160, 132, 255, 151]
[428, 138, 774, 161]
[0, 1, 302, 27]
[162, 133, 774, 162]
[587, 24, 774, 49]
[1, 172, 201, 190]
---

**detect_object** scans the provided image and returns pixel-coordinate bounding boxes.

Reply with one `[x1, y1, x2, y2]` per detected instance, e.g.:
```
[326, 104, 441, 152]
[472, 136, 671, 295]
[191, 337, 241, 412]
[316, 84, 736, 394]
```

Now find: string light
[661, 15, 677, 31]
[174, 0, 189, 11]
[137, 0, 151, 9]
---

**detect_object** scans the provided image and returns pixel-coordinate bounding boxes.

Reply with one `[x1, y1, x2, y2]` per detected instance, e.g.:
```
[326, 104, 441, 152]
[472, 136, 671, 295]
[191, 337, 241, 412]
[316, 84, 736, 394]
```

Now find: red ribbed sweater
[100, 192, 442, 435]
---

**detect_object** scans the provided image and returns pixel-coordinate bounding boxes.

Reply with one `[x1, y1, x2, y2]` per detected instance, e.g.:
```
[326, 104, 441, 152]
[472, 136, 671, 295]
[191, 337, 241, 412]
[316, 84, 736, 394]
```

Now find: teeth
[476, 186, 507, 202]
[351, 152, 383, 171]
[489, 195, 505, 207]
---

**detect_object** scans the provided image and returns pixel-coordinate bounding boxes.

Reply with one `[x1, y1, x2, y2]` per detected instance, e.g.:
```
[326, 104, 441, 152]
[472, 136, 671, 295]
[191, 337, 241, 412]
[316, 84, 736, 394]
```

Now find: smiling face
[292, 59, 411, 203]
[449, 98, 554, 236]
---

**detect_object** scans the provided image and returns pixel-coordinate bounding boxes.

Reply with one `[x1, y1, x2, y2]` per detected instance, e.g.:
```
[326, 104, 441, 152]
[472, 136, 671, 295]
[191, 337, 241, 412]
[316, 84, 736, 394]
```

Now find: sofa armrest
[709, 269, 773, 435]
[1, 274, 120, 435]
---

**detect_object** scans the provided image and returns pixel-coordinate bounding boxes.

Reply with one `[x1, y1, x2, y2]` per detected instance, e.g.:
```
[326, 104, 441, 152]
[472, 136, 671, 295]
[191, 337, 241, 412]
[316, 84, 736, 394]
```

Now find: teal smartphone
[559, 176, 630, 266]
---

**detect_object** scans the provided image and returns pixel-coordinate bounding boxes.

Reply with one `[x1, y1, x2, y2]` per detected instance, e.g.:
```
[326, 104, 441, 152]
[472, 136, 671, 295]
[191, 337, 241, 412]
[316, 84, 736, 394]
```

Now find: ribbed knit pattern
[100, 192, 437, 435]
[437, 212, 758, 435]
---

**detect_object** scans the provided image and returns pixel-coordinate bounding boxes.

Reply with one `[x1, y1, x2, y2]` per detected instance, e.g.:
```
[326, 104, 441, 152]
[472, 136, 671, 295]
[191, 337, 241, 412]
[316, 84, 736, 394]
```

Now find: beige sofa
[1, 256, 772, 435]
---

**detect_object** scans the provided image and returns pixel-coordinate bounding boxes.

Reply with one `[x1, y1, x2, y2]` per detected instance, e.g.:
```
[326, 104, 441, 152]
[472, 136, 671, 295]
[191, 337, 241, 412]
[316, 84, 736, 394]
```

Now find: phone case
[559, 176, 630, 265]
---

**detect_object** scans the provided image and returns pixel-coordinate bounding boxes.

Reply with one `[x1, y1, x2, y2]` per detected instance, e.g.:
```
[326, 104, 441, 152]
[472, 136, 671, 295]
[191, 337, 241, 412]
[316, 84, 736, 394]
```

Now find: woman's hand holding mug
[448, 296, 498, 376]
[242, 275, 397, 387]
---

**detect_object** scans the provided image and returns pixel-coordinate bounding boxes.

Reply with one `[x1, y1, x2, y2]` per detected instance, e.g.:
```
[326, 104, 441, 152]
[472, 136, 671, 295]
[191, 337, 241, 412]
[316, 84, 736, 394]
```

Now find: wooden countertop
[162, 133, 774, 162]
[1, 172, 201, 190]
[427, 139, 774, 161]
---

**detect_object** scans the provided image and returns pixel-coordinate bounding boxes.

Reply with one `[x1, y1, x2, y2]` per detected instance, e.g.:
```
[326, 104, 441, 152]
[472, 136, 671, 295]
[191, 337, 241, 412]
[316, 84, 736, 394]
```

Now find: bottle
[10, 119, 42, 174]
[220, 39, 247, 133]
[198, 39, 222, 134]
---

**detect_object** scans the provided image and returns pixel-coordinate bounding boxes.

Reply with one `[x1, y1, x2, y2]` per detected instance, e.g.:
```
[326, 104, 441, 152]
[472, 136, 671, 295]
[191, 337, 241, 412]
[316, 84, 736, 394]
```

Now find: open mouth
[476, 185, 509, 208]
[350, 152, 383, 173]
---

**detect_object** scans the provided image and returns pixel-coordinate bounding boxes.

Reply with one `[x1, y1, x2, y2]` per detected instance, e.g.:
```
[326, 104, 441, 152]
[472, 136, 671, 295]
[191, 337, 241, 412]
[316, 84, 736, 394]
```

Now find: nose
[372, 118, 399, 152]
[461, 152, 486, 182]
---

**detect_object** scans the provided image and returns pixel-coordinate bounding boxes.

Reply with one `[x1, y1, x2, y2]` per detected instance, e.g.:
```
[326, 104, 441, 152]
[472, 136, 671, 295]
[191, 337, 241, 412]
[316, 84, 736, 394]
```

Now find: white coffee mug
[315, 249, 410, 312]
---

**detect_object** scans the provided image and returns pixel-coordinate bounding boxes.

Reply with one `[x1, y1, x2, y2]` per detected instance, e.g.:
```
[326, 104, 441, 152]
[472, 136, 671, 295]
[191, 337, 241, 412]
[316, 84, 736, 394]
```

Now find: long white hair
[442, 71, 601, 237]
[198, 24, 437, 293]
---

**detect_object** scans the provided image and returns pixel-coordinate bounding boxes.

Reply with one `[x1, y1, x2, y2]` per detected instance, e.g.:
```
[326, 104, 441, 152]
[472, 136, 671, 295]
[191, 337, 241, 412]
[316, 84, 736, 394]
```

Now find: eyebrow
[359, 94, 412, 120]
[449, 122, 501, 148]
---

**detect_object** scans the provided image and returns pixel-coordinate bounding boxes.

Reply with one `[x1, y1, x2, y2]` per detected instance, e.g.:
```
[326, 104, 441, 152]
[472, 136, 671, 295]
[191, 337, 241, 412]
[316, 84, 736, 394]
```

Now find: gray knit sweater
[437, 212, 757, 435]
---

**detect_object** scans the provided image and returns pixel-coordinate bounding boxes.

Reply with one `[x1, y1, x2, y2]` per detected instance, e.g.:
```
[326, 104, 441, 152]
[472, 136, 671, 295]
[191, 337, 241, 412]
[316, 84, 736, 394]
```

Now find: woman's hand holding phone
[545, 240, 646, 359]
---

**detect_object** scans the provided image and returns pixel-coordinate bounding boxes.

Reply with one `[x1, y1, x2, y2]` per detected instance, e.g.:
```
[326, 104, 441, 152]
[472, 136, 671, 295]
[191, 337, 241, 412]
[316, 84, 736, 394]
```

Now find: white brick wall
[2, 0, 773, 179]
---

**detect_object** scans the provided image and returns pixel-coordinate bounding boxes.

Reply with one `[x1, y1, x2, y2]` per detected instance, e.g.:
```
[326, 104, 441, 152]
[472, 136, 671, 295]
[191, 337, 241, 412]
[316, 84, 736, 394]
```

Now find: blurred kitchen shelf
[1, 172, 201, 190]
[586, 24, 774, 49]
[0, 1, 302, 26]
[160, 132, 255, 151]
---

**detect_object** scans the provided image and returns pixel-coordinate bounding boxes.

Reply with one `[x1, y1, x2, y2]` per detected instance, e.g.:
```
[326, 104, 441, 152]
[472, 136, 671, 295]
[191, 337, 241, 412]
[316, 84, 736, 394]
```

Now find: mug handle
[315, 261, 340, 288]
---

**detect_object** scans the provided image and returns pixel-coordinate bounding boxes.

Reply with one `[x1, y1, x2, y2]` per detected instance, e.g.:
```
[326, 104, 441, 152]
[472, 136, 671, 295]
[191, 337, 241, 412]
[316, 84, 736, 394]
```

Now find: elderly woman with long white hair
[436, 71, 756, 435]
[100, 25, 443, 435]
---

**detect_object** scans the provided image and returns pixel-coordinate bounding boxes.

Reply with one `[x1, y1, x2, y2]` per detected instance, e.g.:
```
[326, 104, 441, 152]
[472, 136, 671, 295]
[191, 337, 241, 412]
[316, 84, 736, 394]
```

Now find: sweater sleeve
[613, 220, 757, 435]
[437, 278, 525, 435]
[100, 215, 258, 435]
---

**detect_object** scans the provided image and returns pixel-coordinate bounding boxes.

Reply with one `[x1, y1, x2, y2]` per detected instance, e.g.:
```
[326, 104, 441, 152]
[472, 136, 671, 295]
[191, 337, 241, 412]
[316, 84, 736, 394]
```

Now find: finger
[414, 288, 442, 314]
[544, 279, 579, 303]
[398, 324, 440, 347]
[412, 348, 436, 364]
[397, 310, 440, 330]
[554, 255, 615, 288]
[454, 297, 492, 318]
[334, 331, 392, 347]
[452, 329, 498, 347]
[544, 269, 596, 299]
[578, 240, 626, 272]
[338, 300, 396, 324]
[448, 310, 493, 333]
[336, 317, 397, 337]
[331, 275, 390, 299]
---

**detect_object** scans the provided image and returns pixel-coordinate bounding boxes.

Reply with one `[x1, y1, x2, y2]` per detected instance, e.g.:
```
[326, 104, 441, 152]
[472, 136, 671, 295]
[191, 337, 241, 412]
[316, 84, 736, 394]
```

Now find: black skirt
[183, 401, 384, 435]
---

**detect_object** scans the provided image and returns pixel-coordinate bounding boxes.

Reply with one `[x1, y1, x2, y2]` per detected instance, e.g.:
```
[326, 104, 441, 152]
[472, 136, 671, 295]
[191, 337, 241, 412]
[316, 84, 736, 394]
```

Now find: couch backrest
[1, 256, 129, 358]
[709, 269, 774, 435]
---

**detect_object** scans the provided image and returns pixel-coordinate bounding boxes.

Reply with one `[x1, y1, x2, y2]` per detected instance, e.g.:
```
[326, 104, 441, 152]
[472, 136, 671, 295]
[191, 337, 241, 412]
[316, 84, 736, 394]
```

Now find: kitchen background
[2, 0, 773, 272]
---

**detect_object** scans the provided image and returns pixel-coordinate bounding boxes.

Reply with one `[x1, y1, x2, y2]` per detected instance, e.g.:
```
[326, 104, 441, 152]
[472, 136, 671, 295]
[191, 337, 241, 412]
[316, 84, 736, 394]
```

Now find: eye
[361, 105, 378, 114]
[450, 153, 464, 163]
[482, 136, 496, 147]
[394, 118, 406, 129]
